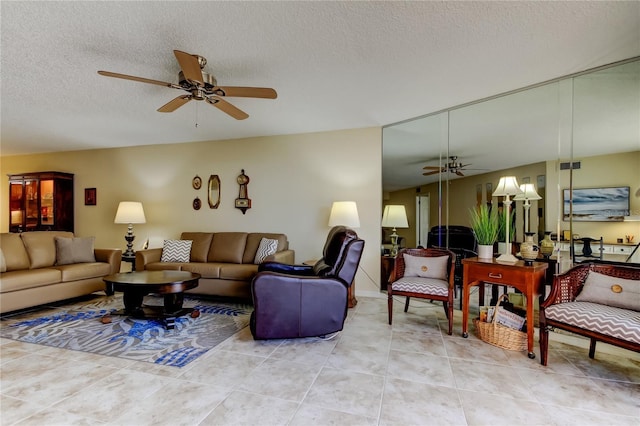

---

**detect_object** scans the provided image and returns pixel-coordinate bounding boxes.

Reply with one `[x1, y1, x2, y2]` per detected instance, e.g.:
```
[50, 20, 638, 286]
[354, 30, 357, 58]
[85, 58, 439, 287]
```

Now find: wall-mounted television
[563, 186, 630, 221]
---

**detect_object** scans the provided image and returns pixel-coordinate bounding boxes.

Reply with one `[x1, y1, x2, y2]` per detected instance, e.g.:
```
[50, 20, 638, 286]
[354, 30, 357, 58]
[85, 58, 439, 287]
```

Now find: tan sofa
[136, 232, 294, 299]
[0, 231, 122, 314]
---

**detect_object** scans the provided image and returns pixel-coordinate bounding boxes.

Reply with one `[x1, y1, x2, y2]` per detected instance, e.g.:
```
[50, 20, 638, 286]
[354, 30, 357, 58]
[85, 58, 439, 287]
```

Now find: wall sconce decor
[235, 169, 251, 214]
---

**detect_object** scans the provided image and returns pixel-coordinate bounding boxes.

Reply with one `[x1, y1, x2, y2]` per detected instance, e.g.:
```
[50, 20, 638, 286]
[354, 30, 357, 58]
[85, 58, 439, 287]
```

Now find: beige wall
[386, 150, 640, 247]
[1, 127, 384, 296]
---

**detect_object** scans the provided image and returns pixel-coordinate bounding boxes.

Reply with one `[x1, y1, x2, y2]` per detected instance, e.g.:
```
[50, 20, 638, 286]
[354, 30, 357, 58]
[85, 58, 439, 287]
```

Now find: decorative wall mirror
[207, 175, 221, 209]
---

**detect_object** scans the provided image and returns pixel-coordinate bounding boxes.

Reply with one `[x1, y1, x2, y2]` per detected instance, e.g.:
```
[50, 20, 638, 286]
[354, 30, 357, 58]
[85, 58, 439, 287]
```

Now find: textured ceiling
[1, 1, 639, 158]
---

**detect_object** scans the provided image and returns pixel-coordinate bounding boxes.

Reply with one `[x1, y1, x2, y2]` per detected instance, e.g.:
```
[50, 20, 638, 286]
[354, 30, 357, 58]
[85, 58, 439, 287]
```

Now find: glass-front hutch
[8, 171, 74, 233]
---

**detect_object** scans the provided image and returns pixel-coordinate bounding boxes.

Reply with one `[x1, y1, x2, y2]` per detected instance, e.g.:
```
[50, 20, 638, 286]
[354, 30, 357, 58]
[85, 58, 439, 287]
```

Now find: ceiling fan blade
[174, 50, 204, 85]
[97, 71, 175, 88]
[206, 96, 249, 120]
[158, 95, 192, 112]
[456, 170, 465, 176]
[423, 166, 442, 170]
[423, 170, 442, 176]
[213, 86, 278, 99]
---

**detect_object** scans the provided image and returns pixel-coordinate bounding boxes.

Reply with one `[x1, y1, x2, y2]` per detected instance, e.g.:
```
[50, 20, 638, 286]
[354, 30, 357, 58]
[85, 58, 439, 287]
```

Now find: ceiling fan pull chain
[195, 102, 199, 128]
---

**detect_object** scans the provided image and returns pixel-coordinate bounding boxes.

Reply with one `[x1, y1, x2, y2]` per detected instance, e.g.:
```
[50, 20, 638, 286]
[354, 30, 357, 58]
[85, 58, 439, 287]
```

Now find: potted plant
[469, 204, 499, 259]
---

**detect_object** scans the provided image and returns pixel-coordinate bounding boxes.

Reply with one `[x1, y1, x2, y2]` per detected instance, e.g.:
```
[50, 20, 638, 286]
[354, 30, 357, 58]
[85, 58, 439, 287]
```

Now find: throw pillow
[254, 238, 279, 264]
[0, 248, 6, 273]
[160, 239, 192, 263]
[55, 236, 96, 265]
[402, 254, 448, 280]
[575, 271, 640, 311]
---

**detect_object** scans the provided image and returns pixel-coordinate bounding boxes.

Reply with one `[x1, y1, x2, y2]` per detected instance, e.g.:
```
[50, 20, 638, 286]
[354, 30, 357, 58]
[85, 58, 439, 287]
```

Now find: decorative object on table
[473, 294, 527, 352]
[0, 294, 252, 368]
[328, 201, 360, 228]
[84, 188, 97, 206]
[192, 197, 201, 210]
[468, 204, 499, 259]
[539, 231, 555, 258]
[235, 169, 251, 214]
[513, 183, 541, 233]
[192, 175, 202, 190]
[381, 205, 409, 256]
[623, 215, 640, 262]
[493, 176, 523, 263]
[114, 201, 146, 258]
[520, 232, 539, 265]
[207, 174, 221, 209]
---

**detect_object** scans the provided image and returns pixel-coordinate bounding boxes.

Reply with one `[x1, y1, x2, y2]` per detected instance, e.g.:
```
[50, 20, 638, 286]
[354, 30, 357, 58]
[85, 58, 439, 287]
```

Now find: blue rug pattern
[0, 295, 252, 368]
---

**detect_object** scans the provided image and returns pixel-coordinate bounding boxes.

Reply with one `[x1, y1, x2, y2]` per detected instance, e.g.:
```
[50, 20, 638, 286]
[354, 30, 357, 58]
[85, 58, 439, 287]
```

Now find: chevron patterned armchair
[539, 263, 640, 366]
[387, 247, 456, 335]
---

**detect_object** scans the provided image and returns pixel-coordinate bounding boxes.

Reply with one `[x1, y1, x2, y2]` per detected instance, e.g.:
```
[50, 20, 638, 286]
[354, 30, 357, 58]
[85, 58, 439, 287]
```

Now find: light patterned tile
[290, 403, 377, 426]
[387, 349, 455, 388]
[238, 358, 321, 402]
[201, 390, 298, 425]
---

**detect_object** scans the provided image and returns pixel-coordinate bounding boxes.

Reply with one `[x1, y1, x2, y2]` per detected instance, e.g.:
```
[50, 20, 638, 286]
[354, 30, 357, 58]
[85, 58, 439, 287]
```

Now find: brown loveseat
[135, 232, 294, 299]
[0, 231, 122, 313]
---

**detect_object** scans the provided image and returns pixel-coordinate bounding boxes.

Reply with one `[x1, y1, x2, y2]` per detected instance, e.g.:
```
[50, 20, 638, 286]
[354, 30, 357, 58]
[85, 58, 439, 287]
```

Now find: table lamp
[328, 201, 360, 228]
[493, 177, 523, 263]
[114, 201, 146, 258]
[513, 183, 541, 233]
[382, 205, 409, 256]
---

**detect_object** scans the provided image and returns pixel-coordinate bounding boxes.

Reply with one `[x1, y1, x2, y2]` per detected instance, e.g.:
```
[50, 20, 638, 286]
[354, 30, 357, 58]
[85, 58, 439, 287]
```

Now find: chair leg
[445, 301, 453, 335]
[540, 326, 549, 366]
[388, 291, 393, 325]
[589, 338, 597, 359]
[404, 297, 410, 312]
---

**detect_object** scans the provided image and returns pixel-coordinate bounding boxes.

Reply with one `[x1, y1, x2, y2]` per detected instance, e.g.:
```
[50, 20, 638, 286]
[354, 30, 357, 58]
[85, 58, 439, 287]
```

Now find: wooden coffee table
[103, 270, 201, 329]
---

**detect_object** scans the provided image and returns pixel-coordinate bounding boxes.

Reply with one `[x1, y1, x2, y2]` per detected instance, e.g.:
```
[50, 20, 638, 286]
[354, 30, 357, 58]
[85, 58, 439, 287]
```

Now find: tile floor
[1, 293, 639, 426]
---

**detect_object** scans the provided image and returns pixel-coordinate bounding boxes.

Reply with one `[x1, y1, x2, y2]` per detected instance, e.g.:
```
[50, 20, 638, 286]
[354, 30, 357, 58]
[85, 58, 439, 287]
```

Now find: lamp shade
[513, 183, 542, 201]
[114, 201, 146, 224]
[381, 205, 409, 228]
[328, 201, 360, 228]
[492, 176, 523, 197]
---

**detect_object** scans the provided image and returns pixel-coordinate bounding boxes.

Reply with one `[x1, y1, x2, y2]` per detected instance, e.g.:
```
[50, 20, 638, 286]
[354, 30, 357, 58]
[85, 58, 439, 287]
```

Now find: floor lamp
[513, 183, 541, 233]
[493, 176, 523, 263]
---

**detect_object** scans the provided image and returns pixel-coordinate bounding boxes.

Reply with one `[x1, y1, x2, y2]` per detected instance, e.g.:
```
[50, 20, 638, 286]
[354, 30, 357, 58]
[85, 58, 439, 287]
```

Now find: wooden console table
[461, 257, 548, 359]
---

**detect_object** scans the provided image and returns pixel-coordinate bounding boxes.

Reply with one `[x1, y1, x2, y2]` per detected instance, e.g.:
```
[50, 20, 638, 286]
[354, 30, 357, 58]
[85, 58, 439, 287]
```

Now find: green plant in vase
[469, 204, 499, 258]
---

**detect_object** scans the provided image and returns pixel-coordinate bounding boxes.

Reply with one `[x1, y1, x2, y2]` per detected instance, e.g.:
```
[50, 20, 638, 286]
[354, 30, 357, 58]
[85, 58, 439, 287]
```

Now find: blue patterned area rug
[0, 295, 252, 368]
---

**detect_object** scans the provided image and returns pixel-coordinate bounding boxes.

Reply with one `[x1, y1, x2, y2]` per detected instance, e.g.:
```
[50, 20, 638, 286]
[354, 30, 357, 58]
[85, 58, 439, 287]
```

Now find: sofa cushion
[209, 232, 248, 264]
[219, 263, 259, 281]
[545, 301, 640, 345]
[21, 231, 74, 269]
[55, 236, 96, 265]
[161, 240, 193, 263]
[575, 271, 640, 311]
[254, 238, 279, 264]
[243, 233, 287, 264]
[145, 262, 183, 271]
[181, 232, 214, 262]
[0, 268, 62, 292]
[55, 262, 111, 282]
[403, 254, 448, 280]
[181, 262, 221, 279]
[1, 233, 31, 271]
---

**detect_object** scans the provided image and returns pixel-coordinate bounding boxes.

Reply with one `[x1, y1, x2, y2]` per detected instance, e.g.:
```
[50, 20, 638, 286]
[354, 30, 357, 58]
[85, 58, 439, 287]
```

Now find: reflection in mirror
[382, 57, 639, 265]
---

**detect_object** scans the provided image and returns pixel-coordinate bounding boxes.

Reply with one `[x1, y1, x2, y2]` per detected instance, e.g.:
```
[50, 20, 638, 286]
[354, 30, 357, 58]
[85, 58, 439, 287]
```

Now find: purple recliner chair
[250, 226, 365, 340]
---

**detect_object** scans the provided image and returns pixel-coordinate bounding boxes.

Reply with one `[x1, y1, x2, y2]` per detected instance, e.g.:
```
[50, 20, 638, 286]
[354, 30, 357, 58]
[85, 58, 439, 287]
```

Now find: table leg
[462, 281, 471, 338]
[123, 290, 146, 314]
[164, 293, 184, 314]
[526, 284, 536, 359]
[348, 281, 357, 308]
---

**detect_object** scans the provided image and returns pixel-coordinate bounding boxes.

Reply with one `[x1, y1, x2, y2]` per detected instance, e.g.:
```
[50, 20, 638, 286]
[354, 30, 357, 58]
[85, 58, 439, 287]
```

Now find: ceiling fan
[98, 50, 277, 120]
[422, 156, 478, 177]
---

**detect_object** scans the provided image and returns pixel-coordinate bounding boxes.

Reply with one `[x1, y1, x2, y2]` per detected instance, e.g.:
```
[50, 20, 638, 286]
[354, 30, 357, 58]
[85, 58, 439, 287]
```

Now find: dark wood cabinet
[8, 171, 74, 233]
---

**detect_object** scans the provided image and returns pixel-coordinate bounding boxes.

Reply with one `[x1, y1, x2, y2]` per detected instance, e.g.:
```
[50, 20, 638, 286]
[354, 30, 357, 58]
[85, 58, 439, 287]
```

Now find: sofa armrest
[258, 261, 315, 275]
[94, 248, 122, 275]
[265, 249, 295, 264]
[135, 248, 163, 271]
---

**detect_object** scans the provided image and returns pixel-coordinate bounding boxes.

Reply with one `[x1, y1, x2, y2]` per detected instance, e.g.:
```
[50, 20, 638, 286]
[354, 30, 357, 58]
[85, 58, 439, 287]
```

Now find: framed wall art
[84, 188, 97, 206]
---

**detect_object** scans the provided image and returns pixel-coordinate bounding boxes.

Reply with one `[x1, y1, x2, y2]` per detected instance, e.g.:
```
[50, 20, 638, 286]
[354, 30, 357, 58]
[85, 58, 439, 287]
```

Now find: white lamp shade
[513, 183, 542, 201]
[381, 205, 409, 228]
[114, 201, 146, 224]
[328, 201, 360, 228]
[493, 176, 523, 197]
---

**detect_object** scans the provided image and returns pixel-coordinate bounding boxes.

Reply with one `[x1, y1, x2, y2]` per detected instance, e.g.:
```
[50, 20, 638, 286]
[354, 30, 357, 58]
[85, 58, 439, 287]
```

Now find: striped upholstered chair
[387, 248, 456, 335]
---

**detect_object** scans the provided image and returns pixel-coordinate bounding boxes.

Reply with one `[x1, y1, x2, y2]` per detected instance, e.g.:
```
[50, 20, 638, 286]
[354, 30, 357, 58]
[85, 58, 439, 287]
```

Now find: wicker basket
[473, 295, 527, 351]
